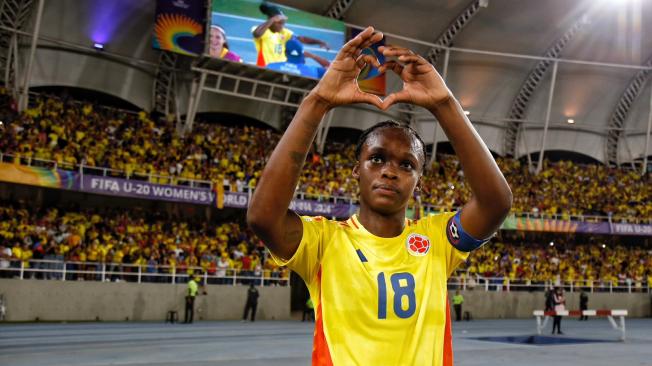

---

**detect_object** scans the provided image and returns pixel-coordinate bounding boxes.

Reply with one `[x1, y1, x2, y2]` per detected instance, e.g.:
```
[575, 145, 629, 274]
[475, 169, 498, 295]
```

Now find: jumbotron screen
[209, 0, 346, 79]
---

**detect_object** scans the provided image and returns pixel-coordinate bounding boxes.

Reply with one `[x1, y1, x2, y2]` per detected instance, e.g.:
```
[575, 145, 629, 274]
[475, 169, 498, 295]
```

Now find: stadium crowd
[1, 93, 649, 223]
[1, 93, 650, 221]
[0, 203, 289, 284]
[462, 236, 652, 290]
[0, 202, 649, 288]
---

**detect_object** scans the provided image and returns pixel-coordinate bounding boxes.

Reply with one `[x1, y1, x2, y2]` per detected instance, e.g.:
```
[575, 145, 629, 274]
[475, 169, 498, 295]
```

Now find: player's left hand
[309, 26, 383, 109]
[377, 46, 452, 111]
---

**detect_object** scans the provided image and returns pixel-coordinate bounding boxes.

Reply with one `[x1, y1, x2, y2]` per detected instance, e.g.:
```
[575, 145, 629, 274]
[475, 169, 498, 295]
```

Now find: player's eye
[370, 155, 383, 164]
[400, 161, 415, 170]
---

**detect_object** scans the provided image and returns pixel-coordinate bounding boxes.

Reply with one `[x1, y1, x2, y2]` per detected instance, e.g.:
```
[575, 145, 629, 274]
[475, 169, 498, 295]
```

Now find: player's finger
[380, 47, 416, 58]
[378, 60, 404, 75]
[398, 55, 427, 65]
[338, 27, 375, 59]
[358, 32, 384, 51]
[355, 91, 383, 109]
[356, 54, 381, 69]
[381, 91, 410, 110]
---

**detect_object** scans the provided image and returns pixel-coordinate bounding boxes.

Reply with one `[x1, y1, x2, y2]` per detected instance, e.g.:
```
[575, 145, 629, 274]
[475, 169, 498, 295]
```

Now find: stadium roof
[6, 0, 652, 166]
[278, 0, 652, 165]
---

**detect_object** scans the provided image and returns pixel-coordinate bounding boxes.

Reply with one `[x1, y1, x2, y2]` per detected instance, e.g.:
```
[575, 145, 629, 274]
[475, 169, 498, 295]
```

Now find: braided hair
[355, 120, 427, 171]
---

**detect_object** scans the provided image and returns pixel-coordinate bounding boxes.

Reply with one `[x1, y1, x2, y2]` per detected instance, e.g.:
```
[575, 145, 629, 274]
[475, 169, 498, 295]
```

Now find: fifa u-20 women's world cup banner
[210, 0, 345, 79]
[153, 0, 206, 56]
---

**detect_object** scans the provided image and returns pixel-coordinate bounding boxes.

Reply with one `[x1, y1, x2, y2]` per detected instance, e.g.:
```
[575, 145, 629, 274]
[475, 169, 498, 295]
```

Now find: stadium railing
[446, 273, 650, 294]
[0, 259, 288, 287]
[2, 152, 649, 225]
[1, 259, 648, 293]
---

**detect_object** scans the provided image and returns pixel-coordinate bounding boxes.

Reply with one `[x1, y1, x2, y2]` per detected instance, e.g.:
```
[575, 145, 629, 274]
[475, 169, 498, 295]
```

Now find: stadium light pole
[536, 60, 558, 174]
[644, 84, 652, 174]
[18, 0, 44, 112]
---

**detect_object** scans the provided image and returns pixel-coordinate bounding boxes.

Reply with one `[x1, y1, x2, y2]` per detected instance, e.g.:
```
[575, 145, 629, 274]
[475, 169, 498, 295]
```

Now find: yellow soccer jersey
[253, 27, 293, 66]
[272, 212, 469, 366]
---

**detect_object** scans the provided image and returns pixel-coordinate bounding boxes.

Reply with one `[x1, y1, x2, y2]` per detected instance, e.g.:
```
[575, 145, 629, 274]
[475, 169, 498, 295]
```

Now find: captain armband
[445, 211, 492, 252]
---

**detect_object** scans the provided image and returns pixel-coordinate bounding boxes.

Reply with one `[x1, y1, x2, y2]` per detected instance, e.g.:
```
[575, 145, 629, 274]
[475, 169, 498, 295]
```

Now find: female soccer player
[247, 27, 512, 366]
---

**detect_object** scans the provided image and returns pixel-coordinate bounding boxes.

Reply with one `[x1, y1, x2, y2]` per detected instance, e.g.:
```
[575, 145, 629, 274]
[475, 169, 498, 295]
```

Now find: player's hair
[259, 2, 284, 18]
[355, 120, 427, 171]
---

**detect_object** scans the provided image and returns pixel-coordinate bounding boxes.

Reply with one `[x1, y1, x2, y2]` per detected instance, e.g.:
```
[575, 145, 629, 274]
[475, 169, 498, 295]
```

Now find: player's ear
[352, 163, 360, 179]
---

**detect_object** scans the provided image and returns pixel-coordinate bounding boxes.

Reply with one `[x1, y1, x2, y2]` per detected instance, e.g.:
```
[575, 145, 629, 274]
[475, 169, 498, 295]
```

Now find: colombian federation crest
[406, 234, 430, 256]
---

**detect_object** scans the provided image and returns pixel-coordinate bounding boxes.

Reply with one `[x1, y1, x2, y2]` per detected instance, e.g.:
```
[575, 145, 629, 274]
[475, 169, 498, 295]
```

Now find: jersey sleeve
[268, 216, 327, 285]
[282, 27, 294, 40]
[429, 212, 470, 277]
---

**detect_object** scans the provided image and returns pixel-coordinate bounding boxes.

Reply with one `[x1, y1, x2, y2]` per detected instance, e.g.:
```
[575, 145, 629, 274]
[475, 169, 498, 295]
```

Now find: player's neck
[357, 206, 406, 238]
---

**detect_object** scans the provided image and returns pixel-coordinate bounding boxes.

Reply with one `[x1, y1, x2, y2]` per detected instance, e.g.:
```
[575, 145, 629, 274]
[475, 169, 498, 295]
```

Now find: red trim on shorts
[312, 268, 333, 366]
[443, 298, 454, 366]
[256, 49, 266, 67]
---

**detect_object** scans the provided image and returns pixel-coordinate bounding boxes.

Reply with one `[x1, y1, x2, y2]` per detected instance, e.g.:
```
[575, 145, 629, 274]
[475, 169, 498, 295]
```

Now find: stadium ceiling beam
[16, 0, 42, 112]
[605, 54, 652, 168]
[152, 51, 179, 127]
[310, 0, 357, 152]
[424, 0, 488, 66]
[185, 63, 316, 134]
[643, 89, 652, 174]
[0, 0, 36, 101]
[503, 15, 589, 171]
[421, 0, 488, 166]
[325, 0, 355, 20]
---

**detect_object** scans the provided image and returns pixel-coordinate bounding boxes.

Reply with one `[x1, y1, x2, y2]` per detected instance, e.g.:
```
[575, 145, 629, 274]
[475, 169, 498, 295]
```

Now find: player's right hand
[271, 14, 287, 23]
[309, 26, 383, 110]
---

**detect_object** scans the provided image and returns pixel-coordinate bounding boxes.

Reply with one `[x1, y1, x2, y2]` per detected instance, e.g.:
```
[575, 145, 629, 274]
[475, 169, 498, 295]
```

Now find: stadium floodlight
[93, 43, 104, 50]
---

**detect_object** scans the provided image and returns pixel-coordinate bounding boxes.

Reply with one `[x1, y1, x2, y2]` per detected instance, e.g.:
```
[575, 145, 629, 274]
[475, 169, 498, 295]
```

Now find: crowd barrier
[0, 259, 288, 286]
[2, 259, 649, 294]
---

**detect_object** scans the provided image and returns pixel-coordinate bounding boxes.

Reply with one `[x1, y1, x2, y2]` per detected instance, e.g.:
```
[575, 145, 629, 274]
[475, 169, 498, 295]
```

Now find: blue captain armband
[445, 211, 491, 252]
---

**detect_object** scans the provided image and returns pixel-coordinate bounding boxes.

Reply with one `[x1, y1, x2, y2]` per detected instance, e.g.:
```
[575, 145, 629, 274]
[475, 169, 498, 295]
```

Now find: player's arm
[304, 50, 331, 68]
[247, 27, 383, 260]
[297, 35, 330, 50]
[379, 46, 512, 244]
[252, 15, 286, 38]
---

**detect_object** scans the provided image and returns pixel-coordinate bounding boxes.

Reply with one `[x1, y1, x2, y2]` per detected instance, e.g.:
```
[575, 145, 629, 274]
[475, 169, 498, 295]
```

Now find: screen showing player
[210, 0, 345, 80]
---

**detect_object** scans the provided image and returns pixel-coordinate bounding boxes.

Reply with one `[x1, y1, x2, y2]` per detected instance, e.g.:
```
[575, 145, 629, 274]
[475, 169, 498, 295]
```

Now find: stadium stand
[0, 90, 649, 224]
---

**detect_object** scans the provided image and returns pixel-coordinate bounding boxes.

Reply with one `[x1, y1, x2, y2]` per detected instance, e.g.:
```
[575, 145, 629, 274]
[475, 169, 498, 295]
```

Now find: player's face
[354, 128, 423, 215]
[270, 19, 285, 32]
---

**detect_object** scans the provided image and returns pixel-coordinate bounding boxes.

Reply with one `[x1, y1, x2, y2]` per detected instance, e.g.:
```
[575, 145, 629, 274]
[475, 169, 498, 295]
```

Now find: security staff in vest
[184, 276, 200, 324]
[453, 289, 464, 322]
[242, 283, 259, 322]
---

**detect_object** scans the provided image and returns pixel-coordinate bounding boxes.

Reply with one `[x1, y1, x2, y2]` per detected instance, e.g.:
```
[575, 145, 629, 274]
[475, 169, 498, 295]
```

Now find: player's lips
[373, 184, 399, 195]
